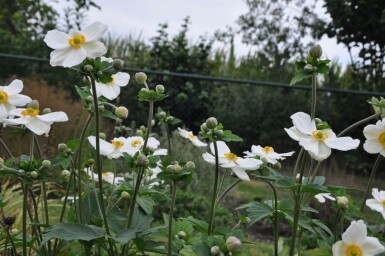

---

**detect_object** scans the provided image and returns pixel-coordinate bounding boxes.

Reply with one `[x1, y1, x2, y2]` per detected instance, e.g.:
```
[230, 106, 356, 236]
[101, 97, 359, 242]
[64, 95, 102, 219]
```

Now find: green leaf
[275, 177, 296, 189]
[221, 130, 243, 142]
[300, 184, 329, 195]
[238, 201, 274, 226]
[183, 216, 208, 233]
[99, 110, 117, 120]
[114, 228, 138, 244]
[67, 138, 80, 151]
[138, 90, 166, 102]
[43, 223, 105, 242]
[75, 85, 88, 100]
[295, 61, 306, 69]
[316, 63, 329, 74]
[137, 196, 155, 215]
[99, 75, 113, 84]
[290, 69, 312, 85]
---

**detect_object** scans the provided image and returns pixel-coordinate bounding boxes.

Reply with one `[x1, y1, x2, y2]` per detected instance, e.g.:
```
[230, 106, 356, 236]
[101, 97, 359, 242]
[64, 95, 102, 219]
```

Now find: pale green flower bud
[42, 160, 51, 168]
[166, 116, 174, 122]
[27, 100, 39, 110]
[136, 155, 149, 167]
[215, 130, 223, 138]
[210, 246, 221, 255]
[42, 108, 52, 114]
[115, 106, 129, 119]
[97, 71, 103, 77]
[173, 164, 182, 173]
[120, 191, 131, 200]
[87, 159, 95, 165]
[140, 125, 146, 131]
[205, 117, 218, 129]
[98, 105, 105, 112]
[83, 64, 93, 72]
[177, 231, 186, 239]
[167, 165, 174, 172]
[273, 161, 281, 170]
[58, 143, 67, 152]
[85, 95, 94, 103]
[62, 169, 70, 177]
[159, 111, 167, 118]
[151, 119, 155, 127]
[11, 229, 18, 235]
[241, 216, 251, 224]
[18, 169, 25, 174]
[99, 133, 106, 140]
[83, 76, 90, 84]
[309, 44, 322, 59]
[115, 118, 122, 125]
[337, 196, 349, 210]
[185, 161, 195, 171]
[112, 59, 124, 70]
[155, 84, 165, 93]
[226, 236, 242, 252]
[140, 88, 149, 92]
[135, 72, 147, 84]
[136, 130, 143, 136]
[30, 171, 39, 179]
[200, 123, 209, 132]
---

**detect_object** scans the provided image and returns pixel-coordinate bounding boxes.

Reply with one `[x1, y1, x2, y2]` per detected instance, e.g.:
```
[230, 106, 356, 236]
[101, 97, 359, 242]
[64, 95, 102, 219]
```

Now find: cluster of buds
[210, 236, 242, 255]
[156, 108, 179, 126]
[166, 163, 182, 174]
[200, 117, 223, 140]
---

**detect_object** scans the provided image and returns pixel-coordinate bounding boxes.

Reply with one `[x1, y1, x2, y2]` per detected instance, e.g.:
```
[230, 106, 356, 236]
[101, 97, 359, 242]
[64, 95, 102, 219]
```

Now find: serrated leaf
[43, 223, 105, 242]
[138, 90, 165, 102]
[100, 110, 117, 120]
[221, 130, 243, 142]
[239, 201, 274, 226]
[75, 85, 88, 100]
[290, 69, 312, 85]
[137, 196, 155, 215]
[114, 228, 138, 244]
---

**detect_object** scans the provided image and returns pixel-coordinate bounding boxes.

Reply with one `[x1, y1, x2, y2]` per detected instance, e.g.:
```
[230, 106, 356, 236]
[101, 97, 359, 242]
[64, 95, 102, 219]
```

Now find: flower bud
[42, 108, 52, 114]
[177, 231, 186, 240]
[226, 236, 242, 252]
[210, 246, 221, 256]
[85, 95, 94, 103]
[115, 106, 129, 119]
[87, 159, 95, 165]
[136, 130, 143, 136]
[42, 160, 51, 168]
[173, 164, 182, 173]
[18, 169, 25, 174]
[98, 105, 105, 112]
[30, 171, 39, 179]
[240, 216, 251, 224]
[136, 155, 149, 167]
[11, 229, 18, 235]
[135, 72, 147, 84]
[62, 169, 70, 177]
[185, 161, 195, 171]
[27, 100, 39, 110]
[120, 191, 131, 200]
[97, 71, 103, 77]
[166, 116, 174, 122]
[140, 88, 149, 92]
[151, 119, 155, 127]
[112, 59, 124, 70]
[309, 44, 322, 59]
[115, 118, 122, 125]
[167, 165, 174, 172]
[159, 111, 167, 119]
[273, 161, 281, 170]
[99, 133, 106, 140]
[200, 123, 209, 132]
[205, 117, 218, 129]
[304, 64, 314, 72]
[337, 196, 349, 210]
[155, 84, 165, 93]
[295, 173, 303, 183]
[215, 130, 223, 138]
[83, 76, 90, 84]
[83, 64, 93, 72]
[140, 125, 146, 132]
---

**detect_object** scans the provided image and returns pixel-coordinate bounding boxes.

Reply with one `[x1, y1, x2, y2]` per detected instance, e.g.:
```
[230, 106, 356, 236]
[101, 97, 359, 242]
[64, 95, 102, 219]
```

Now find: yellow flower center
[262, 146, 274, 153]
[111, 140, 124, 148]
[312, 130, 328, 142]
[188, 133, 197, 139]
[102, 172, 110, 177]
[378, 132, 385, 146]
[131, 139, 142, 148]
[106, 76, 115, 85]
[68, 34, 85, 48]
[0, 90, 9, 103]
[345, 244, 363, 256]
[381, 200, 385, 206]
[21, 108, 40, 117]
[224, 152, 238, 161]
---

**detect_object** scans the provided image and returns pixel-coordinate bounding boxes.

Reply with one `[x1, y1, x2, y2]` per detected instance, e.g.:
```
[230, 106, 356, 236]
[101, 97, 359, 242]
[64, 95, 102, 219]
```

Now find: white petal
[236, 158, 262, 170]
[314, 194, 326, 203]
[178, 128, 189, 138]
[95, 83, 120, 100]
[285, 127, 307, 141]
[211, 141, 230, 156]
[278, 151, 295, 157]
[202, 153, 216, 165]
[87, 136, 115, 156]
[153, 149, 168, 155]
[291, 112, 316, 135]
[107, 149, 123, 159]
[112, 72, 130, 87]
[37, 112, 68, 123]
[0, 104, 8, 118]
[191, 138, 207, 147]
[360, 237, 385, 254]
[308, 142, 331, 161]
[372, 188, 381, 201]
[231, 167, 250, 181]
[3, 116, 29, 125]
[220, 160, 237, 168]
[44, 30, 70, 49]
[363, 123, 383, 139]
[342, 220, 367, 245]
[26, 118, 51, 135]
[4, 79, 23, 95]
[323, 193, 336, 201]
[7, 94, 32, 106]
[366, 199, 385, 213]
[82, 41, 107, 58]
[299, 137, 319, 155]
[147, 137, 160, 149]
[363, 138, 383, 154]
[50, 48, 86, 68]
[325, 137, 360, 151]
[81, 22, 108, 42]
[332, 241, 347, 256]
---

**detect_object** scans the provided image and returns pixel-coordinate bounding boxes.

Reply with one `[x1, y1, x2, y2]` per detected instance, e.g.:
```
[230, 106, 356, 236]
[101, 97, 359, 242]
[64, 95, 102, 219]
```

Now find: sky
[52, 0, 354, 66]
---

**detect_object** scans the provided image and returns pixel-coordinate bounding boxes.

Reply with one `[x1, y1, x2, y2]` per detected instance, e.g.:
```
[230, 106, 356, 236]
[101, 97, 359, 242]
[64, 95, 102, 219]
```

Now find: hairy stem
[208, 141, 219, 235]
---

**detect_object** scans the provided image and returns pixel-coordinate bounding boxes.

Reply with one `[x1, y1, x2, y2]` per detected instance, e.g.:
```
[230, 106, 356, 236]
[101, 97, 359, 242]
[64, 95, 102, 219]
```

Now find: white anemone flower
[202, 141, 263, 181]
[88, 136, 131, 159]
[126, 136, 167, 156]
[178, 128, 207, 147]
[285, 112, 360, 161]
[83, 168, 124, 185]
[363, 119, 385, 156]
[244, 145, 294, 164]
[0, 79, 31, 119]
[314, 193, 336, 203]
[44, 22, 107, 67]
[332, 220, 384, 256]
[366, 188, 385, 219]
[3, 108, 68, 135]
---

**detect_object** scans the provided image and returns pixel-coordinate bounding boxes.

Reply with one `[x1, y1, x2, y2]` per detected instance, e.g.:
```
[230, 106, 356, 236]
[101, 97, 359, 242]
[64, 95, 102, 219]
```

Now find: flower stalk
[360, 154, 382, 211]
[208, 141, 219, 235]
[168, 180, 177, 256]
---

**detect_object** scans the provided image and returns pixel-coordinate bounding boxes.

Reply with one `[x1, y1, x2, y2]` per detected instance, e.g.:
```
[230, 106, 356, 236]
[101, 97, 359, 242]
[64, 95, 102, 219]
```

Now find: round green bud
[136, 130, 144, 136]
[27, 100, 39, 110]
[98, 105, 105, 112]
[215, 130, 223, 138]
[140, 88, 149, 92]
[309, 44, 322, 59]
[304, 64, 314, 72]
[205, 117, 218, 129]
[62, 169, 70, 177]
[226, 236, 242, 252]
[151, 119, 155, 127]
[166, 116, 174, 122]
[112, 59, 124, 70]
[97, 71, 103, 77]
[337, 196, 349, 210]
[42, 160, 51, 168]
[85, 95, 94, 103]
[42, 108, 52, 114]
[210, 246, 221, 256]
[11, 229, 18, 235]
[30, 171, 39, 179]
[200, 123, 209, 132]
[120, 191, 131, 200]
[99, 133, 106, 140]
[177, 231, 186, 240]
[115, 118, 122, 125]
[65, 148, 73, 155]
[241, 216, 251, 224]
[159, 111, 167, 118]
[83, 64, 93, 72]
[135, 72, 147, 84]
[115, 106, 129, 119]
[273, 161, 281, 170]
[18, 169, 25, 174]
[166, 165, 174, 172]
[185, 161, 195, 171]
[173, 164, 182, 173]
[83, 76, 90, 84]
[58, 143, 67, 152]
[140, 125, 146, 132]
[155, 84, 165, 93]
[136, 155, 149, 167]
[87, 159, 95, 165]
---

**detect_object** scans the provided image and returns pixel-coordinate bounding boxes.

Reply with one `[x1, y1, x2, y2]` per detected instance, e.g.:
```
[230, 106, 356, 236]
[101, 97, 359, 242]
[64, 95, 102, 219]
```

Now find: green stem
[168, 181, 177, 256]
[311, 75, 317, 119]
[208, 141, 219, 235]
[333, 208, 341, 242]
[292, 148, 304, 178]
[41, 182, 51, 254]
[360, 155, 382, 211]
[338, 113, 381, 137]
[90, 76, 114, 255]
[165, 124, 172, 158]
[265, 180, 279, 256]
[0, 138, 13, 158]
[22, 183, 28, 256]
[215, 177, 240, 208]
